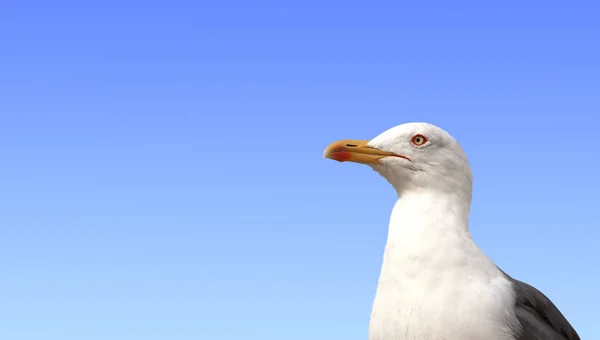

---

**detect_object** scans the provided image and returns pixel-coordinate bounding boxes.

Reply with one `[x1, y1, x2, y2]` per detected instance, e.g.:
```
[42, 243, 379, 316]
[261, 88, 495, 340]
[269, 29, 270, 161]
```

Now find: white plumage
[324, 122, 579, 340]
[367, 123, 519, 339]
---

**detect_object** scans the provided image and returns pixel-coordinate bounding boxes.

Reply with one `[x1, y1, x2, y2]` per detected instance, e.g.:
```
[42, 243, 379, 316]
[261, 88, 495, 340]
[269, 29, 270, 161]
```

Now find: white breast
[368, 197, 520, 340]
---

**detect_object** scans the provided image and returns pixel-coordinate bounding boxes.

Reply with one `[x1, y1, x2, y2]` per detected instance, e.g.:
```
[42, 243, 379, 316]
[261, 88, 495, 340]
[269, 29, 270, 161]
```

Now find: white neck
[368, 190, 519, 340]
[388, 190, 471, 246]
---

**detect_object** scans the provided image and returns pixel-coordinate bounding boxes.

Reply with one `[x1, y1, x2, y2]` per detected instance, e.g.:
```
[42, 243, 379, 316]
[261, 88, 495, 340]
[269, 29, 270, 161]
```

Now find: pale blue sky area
[1, 1, 599, 339]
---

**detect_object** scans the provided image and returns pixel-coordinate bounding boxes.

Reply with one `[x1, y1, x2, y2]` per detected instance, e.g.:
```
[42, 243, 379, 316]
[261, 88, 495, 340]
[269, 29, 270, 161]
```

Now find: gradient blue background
[1, 1, 598, 339]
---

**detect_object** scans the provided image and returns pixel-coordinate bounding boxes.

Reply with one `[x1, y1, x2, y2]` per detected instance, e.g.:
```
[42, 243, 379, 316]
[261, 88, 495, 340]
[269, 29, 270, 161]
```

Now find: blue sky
[1, 1, 599, 339]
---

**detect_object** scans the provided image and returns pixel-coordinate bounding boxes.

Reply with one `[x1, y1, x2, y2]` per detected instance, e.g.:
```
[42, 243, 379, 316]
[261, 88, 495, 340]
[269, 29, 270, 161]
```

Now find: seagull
[323, 122, 580, 340]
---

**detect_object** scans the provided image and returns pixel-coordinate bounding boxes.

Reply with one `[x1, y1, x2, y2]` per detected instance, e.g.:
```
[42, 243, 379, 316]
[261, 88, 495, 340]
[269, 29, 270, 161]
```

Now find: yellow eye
[411, 134, 428, 146]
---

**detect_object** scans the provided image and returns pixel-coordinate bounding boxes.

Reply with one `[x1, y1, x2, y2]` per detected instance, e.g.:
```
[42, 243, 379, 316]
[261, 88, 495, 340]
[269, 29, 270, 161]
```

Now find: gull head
[323, 122, 472, 199]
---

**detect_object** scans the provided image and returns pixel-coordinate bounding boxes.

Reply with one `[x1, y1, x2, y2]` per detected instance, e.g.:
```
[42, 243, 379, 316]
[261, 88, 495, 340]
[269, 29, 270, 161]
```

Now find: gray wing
[500, 268, 580, 340]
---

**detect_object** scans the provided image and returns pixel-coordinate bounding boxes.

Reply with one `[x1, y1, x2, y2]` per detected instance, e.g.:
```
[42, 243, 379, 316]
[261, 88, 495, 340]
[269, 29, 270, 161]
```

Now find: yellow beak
[323, 139, 400, 164]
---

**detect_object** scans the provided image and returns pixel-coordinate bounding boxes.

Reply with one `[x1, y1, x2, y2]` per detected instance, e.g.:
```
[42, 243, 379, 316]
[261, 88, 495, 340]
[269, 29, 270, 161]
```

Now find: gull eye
[411, 134, 428, 146]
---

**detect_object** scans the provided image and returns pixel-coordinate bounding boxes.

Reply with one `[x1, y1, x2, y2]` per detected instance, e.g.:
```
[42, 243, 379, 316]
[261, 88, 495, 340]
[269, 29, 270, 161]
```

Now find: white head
[324, 122, 472, 202]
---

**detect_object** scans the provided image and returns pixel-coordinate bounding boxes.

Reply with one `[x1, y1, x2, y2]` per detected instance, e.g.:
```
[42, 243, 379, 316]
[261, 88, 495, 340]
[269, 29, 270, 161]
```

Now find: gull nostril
[346, 144, 358, 147]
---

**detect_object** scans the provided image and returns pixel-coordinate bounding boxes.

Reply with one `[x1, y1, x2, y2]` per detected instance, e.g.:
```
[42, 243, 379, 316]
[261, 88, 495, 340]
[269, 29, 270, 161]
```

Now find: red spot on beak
[330, 151, 352, 162]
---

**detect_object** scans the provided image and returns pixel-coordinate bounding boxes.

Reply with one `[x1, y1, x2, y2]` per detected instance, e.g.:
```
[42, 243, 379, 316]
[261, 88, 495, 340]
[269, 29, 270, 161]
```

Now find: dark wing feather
[499, 268, 580, 340]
